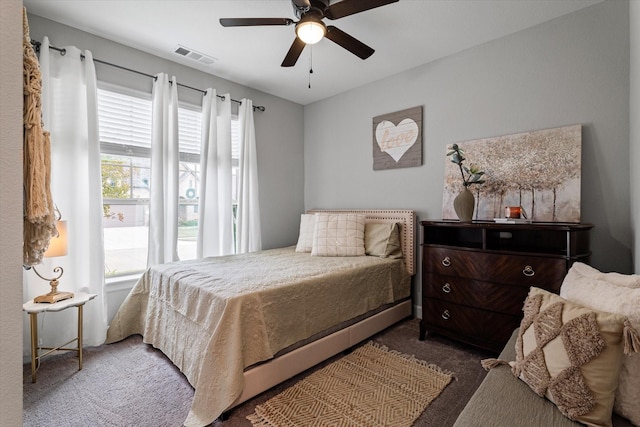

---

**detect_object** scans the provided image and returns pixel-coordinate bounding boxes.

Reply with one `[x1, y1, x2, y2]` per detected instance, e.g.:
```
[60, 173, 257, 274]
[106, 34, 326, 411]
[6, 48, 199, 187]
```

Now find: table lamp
[33, 220, 74, 303]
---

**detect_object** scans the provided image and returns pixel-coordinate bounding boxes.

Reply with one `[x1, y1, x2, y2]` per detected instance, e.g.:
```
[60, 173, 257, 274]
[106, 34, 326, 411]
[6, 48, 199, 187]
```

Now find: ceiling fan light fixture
[296, 19, 326, 45]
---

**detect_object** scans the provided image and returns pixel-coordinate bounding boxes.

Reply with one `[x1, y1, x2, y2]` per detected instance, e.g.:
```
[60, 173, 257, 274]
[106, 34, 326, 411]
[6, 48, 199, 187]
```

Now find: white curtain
[236, 99, 262, 253]
[196, 89, 233, 257]
[147, 73, 179, 267]
[23, 37, 108, 351]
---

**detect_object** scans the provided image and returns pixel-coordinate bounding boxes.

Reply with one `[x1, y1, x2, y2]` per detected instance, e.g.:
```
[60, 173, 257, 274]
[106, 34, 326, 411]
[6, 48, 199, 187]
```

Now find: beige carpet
[247, 341, 454, 427]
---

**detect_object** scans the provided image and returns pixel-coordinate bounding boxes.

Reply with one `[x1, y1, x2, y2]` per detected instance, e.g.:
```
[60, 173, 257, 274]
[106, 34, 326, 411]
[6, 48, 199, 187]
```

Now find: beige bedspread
[106, 246, 410, 427]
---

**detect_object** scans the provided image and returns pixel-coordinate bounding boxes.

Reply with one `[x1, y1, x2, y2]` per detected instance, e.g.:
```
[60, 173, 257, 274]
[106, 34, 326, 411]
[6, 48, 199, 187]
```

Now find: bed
[106, 209, 415, 427]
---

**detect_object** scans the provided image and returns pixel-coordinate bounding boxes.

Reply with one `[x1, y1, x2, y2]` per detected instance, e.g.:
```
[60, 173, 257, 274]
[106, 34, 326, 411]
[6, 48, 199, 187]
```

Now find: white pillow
[564, 262, 640, 289]
[311, 213, 365, 257]
[560, 262, 640, 425]
[295, 214, 316, 253]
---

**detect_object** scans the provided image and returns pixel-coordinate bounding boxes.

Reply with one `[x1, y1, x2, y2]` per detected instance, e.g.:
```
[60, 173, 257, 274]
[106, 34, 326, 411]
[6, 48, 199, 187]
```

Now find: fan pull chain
[308, 45, 313, 89]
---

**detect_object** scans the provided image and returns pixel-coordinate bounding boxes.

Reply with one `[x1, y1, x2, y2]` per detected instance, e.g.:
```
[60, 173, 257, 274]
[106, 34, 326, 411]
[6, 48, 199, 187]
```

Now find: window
[99, 85, 239, 277]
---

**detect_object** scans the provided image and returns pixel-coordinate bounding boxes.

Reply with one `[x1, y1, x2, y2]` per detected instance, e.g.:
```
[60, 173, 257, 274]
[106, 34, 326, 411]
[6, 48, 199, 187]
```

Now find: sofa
[453, 329, 635, 427]
[454, 263, 639, 427]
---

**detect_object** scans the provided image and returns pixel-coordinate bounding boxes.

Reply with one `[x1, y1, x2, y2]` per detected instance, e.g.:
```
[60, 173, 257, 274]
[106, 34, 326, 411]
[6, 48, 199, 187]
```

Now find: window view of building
[98, 86, 238, 277]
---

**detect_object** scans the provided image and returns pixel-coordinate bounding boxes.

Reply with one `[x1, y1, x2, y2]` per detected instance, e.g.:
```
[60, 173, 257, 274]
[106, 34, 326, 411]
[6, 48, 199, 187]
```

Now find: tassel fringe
[22, 7, 56, 266]
[623, 319, 640, 355]
[481, 358, 510, 371]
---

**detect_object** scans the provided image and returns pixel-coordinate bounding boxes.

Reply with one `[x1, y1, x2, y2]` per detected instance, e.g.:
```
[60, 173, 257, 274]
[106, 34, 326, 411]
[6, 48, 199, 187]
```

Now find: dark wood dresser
[419, 220, 593, 352]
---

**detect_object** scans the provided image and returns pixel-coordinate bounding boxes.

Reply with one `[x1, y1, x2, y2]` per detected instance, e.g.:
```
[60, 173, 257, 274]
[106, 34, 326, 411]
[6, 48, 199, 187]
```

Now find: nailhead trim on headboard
[306, 209, 416, 276]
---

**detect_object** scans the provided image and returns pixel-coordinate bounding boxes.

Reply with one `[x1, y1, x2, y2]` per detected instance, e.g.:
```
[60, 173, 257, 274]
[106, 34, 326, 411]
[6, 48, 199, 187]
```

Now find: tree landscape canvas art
[442, 124, 582, 222]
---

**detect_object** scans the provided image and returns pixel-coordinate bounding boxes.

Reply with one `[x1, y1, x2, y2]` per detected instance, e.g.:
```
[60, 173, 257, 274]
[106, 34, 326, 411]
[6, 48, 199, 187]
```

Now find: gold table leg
[29, 312, 38, 383]
[78, 304, 83, 370]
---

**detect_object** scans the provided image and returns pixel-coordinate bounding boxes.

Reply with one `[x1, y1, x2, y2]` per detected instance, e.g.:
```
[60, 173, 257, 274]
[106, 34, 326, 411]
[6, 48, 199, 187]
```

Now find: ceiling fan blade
[219, 18, 294, 27]
[325, 26, 374, 60]
[325, 0, 399, 20]
[281, 37, 306, 67]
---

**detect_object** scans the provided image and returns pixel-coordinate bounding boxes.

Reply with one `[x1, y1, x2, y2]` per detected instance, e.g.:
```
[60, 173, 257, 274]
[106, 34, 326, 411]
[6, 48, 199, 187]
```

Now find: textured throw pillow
[563, 262, 640, 289]
[560, 262, 640, 426]
[295, 214, 316, 253]
[311, 213, 365, 257]
[364, 222, 403, 259]
[511, 287, 628, 427]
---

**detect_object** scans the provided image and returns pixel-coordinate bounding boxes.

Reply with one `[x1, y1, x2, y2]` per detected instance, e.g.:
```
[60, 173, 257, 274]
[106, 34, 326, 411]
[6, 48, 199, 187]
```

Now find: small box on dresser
[419, 220, 593, 352]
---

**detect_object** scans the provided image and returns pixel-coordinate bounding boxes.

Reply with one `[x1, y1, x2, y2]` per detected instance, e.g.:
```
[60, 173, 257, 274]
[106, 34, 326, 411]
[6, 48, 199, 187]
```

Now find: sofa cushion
[511, 287, 627, 427]
[560, 262, 640, 425]
[453, 330, 635, 427]
[454, 329, 583, 427]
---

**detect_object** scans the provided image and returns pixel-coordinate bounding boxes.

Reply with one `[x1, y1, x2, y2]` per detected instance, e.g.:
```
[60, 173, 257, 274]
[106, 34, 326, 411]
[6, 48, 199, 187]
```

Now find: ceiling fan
[219, 0, 399, 67]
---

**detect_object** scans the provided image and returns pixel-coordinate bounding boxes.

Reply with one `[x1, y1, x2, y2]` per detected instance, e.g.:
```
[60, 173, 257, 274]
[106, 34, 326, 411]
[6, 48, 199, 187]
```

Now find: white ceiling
[23, 0, 604, 105]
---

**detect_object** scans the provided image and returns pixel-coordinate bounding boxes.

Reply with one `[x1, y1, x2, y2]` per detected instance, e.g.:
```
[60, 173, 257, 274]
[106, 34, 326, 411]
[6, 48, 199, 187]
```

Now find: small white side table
[23, 292, 97, 383]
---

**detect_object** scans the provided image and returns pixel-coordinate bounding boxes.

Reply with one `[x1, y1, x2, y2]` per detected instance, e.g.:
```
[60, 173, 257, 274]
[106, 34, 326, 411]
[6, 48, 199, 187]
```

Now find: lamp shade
[296, 20, 326, 45]
[44, 220, 68, 258]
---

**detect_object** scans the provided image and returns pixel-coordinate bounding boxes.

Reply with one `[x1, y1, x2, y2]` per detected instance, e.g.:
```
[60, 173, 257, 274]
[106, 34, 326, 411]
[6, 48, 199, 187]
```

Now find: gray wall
[0, 1, 24, 425]
[631, 0, 639, 273]
[27, 14, 306, 251]
[304, 0, 632, 298]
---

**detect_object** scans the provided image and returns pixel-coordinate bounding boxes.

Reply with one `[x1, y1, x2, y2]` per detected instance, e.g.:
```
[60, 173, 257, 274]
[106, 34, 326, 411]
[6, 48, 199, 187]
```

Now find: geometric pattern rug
[248, 341, 454, 427]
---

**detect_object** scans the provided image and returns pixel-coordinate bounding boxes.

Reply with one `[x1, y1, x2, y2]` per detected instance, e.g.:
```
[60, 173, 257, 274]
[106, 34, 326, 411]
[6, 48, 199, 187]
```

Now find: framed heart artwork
[372, 106, 423, 170]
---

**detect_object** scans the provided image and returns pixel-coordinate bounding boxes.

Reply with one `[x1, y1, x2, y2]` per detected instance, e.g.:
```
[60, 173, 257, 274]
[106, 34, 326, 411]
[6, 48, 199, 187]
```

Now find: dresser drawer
[423, 299, 519, 346]
[423, 247, 481, 280]
[423, 247, 566, 289]
[423, 273, 528, 315]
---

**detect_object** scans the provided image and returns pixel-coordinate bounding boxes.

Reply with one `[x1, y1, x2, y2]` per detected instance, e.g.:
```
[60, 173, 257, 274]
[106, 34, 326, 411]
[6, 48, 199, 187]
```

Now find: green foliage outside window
[102, 159, 130, 221]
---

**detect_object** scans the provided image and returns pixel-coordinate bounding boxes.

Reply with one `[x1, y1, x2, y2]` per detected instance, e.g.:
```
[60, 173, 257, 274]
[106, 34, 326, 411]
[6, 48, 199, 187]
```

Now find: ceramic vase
[453, 186, 475, 222]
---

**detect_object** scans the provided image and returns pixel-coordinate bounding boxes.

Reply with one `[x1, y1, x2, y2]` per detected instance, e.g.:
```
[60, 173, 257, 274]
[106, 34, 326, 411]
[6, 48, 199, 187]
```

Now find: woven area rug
[247, 341, 454, 427]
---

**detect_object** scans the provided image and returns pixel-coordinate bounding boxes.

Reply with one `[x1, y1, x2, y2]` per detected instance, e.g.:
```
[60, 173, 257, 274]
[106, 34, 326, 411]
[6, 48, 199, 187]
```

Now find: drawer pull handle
[441, 310, 451, 320]
[523, 265, 535, 277]
[442, 257, 451, 267]
[442, 283, 452, 293]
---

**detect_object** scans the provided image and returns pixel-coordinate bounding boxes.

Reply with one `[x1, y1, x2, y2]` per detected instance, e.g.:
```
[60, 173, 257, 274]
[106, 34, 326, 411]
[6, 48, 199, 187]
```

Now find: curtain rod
[31, 40, 265, 112]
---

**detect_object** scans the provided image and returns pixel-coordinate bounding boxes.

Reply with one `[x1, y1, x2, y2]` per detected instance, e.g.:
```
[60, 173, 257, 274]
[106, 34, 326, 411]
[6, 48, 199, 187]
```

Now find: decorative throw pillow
[364, 222, 403, 259]
[560, 262, 640, 426]
[295, 214, 316, 253]
[563, 262, 640, 289]
[311, 213, 365, 257]
[511, 287, 628, 427]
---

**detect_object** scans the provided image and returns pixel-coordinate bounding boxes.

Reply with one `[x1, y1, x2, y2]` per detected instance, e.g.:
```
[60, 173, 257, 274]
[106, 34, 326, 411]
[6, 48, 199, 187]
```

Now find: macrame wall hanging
[22, 7, 56, 266]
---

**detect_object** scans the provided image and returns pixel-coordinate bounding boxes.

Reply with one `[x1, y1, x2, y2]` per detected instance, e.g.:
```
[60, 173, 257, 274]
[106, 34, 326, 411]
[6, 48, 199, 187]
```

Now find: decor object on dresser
[447, 143, 485, 221]
[419, 220, 593, 352]
[373, 106, 422, 170]
[248, 341, 453, 427]
[442, 124, 582, 222]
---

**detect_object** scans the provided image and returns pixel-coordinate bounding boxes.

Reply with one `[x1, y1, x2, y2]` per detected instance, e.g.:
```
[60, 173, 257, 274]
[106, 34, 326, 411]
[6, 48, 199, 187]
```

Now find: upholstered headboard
[307, 209, 416, 276]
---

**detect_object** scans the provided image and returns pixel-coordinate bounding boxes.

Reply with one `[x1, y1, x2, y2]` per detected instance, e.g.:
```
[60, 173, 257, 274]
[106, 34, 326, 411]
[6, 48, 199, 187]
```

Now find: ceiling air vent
[174, 45, 217, 65]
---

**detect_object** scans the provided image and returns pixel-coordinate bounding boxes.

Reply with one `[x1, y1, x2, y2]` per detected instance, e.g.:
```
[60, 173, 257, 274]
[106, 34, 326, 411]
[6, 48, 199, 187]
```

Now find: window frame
[98, 83, 240, 279]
